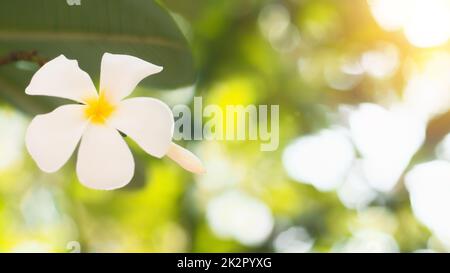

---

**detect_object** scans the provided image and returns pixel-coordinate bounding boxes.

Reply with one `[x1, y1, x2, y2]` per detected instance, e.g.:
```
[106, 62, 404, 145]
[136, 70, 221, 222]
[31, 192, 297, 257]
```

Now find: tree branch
[0, 50, 47, 67]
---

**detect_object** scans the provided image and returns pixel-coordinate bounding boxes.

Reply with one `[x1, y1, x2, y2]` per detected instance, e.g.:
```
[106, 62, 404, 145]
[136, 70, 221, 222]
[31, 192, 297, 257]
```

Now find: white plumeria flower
[25, 53, 204, 190]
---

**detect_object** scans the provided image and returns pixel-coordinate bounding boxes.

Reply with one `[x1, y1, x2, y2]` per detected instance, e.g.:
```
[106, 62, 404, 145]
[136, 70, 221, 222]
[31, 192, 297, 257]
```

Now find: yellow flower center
[84, 92, 116, 124]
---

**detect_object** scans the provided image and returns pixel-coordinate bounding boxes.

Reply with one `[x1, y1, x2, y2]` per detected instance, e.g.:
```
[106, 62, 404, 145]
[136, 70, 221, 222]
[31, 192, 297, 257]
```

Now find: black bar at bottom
[0, 252, 443, 272]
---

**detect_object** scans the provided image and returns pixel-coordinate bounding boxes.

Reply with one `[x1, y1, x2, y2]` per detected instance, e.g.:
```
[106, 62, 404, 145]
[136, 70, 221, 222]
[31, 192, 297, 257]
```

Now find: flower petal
[76, 124, 134, 190]
[25, 104, 88, 173]
[25, 55, 98, 103]
[99, 53, 163, 102]
[108, 97, 174, 158]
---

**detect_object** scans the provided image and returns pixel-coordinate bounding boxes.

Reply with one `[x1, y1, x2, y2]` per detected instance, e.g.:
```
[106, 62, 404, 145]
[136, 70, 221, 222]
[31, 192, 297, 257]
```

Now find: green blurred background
[2, 0, 450, 252]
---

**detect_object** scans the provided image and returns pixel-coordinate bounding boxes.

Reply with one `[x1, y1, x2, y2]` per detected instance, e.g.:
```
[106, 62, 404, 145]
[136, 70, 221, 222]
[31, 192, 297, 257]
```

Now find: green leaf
[0, 0, 195, 114]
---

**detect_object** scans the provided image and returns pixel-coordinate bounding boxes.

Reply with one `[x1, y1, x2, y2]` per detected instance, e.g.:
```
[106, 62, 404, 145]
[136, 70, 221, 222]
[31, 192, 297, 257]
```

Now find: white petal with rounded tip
[99, 53, 163, 102]
[25, 55, 98, 103]
[108, 97, 174, 158]
[76, 125, 134, 190]
[25, 104, 88, 173]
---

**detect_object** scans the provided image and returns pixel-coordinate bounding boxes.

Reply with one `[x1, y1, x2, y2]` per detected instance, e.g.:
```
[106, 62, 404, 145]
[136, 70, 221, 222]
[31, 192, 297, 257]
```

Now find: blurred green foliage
[0, 0, 444, 252]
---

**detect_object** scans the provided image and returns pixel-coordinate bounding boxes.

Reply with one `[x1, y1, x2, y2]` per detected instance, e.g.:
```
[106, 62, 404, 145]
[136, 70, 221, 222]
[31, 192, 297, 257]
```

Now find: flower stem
[166, 142, 205, 174]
